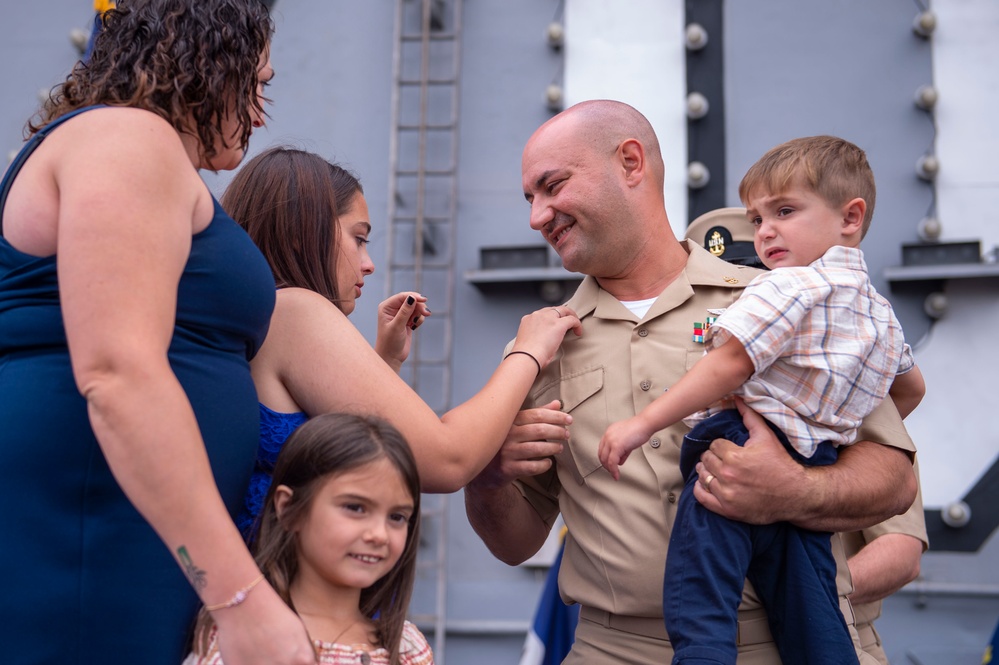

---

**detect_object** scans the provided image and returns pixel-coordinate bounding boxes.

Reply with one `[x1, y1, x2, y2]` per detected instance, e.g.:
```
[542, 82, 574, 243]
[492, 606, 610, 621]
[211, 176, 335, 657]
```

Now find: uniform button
[640, 381, 651, 391]
[637, 328, 649, 337]
[667, 492, 677, 503]
[650, 438, 661, 448]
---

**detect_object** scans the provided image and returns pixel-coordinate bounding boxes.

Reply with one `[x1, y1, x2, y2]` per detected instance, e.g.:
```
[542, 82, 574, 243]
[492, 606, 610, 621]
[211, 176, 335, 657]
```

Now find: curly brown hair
[27, 0, 273, 165]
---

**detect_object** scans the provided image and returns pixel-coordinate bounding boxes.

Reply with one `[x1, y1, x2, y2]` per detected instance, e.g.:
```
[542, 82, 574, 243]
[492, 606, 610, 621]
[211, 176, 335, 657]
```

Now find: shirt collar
[564, 240, 762, 321]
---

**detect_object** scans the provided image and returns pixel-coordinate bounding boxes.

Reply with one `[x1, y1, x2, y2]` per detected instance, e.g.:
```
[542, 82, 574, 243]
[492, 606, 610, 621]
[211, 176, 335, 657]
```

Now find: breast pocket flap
[560, 366, 604, 413]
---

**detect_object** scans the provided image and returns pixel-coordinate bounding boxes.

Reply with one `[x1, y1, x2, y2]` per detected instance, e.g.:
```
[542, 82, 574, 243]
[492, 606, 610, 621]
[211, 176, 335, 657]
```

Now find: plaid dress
[185, 621, 435, 665]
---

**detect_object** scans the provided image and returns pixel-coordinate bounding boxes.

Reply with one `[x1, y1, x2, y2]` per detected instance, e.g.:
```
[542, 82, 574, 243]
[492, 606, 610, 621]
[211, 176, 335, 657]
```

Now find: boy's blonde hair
[738, 135, 877, 239]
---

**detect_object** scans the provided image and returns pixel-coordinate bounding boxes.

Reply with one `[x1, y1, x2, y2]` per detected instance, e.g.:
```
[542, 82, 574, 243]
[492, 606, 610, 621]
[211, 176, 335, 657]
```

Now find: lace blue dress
[0, 107, 276, 664]
[236, 403, 309, 537]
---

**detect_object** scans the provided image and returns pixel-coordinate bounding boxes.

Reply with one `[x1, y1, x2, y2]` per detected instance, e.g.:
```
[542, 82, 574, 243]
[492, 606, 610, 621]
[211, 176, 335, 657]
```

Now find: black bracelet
[504, 350, 542, 377]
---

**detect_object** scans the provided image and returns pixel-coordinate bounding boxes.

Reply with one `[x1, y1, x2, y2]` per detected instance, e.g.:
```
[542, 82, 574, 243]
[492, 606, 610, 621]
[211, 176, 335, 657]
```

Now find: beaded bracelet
[504, 350, 542, 377]
[205, 573, 265, 612]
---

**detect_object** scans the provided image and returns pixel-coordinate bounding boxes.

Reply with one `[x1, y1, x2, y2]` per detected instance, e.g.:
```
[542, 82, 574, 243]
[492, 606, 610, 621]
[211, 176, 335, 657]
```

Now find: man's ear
[273, 484, 294, 524]
[841, 197, 866, 238]
[619, 138, 646, 186]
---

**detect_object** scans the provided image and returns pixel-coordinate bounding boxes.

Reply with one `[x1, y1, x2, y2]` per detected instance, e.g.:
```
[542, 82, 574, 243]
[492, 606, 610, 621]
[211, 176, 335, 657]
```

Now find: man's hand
[464, 401, 567, 565]
[693, 398, 809, 524]
[470, 400, 570, 491]
[694, 398, 917, 532]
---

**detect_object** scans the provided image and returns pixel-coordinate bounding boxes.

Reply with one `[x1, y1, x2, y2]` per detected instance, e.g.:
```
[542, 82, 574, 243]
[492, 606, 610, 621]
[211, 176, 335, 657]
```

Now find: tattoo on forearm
[177, 546, 207, 592]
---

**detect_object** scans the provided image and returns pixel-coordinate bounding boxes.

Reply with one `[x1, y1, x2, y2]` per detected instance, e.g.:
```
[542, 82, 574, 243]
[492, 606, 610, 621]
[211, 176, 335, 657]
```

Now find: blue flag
[984, 615, 999, 664]
[519, 537, 580, 665]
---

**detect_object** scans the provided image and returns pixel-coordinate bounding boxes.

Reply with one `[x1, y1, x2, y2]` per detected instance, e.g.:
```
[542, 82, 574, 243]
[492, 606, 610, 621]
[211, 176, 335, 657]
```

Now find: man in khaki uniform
[465, 100, 918, 664]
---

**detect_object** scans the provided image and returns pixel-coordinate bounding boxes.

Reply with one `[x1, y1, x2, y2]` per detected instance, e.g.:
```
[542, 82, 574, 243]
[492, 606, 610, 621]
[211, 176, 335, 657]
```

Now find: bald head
[520, 99, 684, 298]
[532, 100, 666, 191]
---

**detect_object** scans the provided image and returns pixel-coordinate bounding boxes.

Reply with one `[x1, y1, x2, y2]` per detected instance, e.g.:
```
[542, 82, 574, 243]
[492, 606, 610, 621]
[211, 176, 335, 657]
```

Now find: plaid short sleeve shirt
[694, 246, 914, 457]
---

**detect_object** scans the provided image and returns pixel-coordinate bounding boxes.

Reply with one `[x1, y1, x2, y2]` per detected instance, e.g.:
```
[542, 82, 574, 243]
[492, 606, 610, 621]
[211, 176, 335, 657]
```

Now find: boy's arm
[640, 336, 755, 432]
[889, 364, 925, 419]
[598, 337, 754, 478]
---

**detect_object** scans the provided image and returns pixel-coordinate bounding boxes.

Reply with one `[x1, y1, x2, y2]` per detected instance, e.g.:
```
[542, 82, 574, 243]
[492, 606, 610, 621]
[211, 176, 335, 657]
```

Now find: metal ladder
[386, 0, 463, 661]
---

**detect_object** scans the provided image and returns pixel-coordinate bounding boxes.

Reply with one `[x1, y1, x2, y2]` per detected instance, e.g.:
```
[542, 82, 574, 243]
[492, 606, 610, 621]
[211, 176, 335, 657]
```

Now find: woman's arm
[54, 109, 314, 665]
[258, 290, 580, 493]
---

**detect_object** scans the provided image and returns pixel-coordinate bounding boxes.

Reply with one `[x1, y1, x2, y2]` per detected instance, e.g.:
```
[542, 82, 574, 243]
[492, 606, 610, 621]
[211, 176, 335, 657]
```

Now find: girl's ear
[841, 197, 866, 238]
[273, 484, 294, 524]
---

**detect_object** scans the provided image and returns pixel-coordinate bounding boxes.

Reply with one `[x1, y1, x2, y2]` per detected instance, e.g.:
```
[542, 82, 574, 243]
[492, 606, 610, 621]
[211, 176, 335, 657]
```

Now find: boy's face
[744, 184, 857, 270]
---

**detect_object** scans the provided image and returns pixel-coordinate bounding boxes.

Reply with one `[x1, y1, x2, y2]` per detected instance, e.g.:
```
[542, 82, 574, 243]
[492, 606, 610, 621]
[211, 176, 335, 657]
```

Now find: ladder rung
[390, 216, 452, 224]
[419, 507, 447, 518]
[406, 358, 450, 367]
[401, 32, 458, 42]
[398, 78, 458, 86]
[398, 123, 457, 131]
[408, 613, 442, 624]
[395, 169, 455, 177]
[388, 262, 454, 271]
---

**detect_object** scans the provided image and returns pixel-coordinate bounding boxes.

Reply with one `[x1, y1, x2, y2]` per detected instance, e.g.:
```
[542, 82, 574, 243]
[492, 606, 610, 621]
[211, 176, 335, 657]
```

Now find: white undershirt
[619, 296, 657, 319]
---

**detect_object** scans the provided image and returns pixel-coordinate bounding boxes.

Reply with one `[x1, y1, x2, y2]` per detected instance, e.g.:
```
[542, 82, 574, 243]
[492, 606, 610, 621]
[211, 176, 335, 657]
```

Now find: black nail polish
[406, 295, 415, 305]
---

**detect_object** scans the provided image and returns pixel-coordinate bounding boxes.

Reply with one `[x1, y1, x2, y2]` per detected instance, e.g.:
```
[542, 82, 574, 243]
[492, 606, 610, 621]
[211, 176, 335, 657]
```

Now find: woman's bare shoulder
[266, 288, 359, 348]
[51, 107, 184, 152]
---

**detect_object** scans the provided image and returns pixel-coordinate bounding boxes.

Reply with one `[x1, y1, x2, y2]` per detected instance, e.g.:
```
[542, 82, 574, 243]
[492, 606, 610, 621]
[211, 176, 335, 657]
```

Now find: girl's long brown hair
[193, 414, 422, 665]
[28, 0, 273, 166]
[221, 146, 364, 309]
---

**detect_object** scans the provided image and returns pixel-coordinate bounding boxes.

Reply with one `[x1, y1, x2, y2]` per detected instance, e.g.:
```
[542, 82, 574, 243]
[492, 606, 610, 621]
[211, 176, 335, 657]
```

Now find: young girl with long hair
[187, 412, 433, 665]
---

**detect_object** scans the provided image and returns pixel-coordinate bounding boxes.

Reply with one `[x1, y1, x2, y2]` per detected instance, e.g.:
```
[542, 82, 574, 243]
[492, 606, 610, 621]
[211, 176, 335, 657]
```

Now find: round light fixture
[685, 23, 708, 51]
[912, 11, 937, 38]
[545, 84, 563, 112]
[914, 84, 938, 111]
[917, 216, 942, 242]
[546, 22, 564, 49]
[69, 27, 89, 54]
[916, 154, 939, 181]
[687, 161, 710, 189]
[941, 500, 971, 528]
[686, 92, 709, 120]
[923, 291, 948, 319]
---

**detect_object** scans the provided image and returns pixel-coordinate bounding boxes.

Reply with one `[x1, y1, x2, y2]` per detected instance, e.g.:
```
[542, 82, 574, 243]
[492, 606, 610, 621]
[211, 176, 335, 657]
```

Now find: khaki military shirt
[515, 241, 917, 623]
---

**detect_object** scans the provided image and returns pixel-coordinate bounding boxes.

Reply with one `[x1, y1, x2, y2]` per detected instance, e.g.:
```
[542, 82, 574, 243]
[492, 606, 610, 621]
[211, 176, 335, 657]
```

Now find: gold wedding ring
[703, 474, 715, 489]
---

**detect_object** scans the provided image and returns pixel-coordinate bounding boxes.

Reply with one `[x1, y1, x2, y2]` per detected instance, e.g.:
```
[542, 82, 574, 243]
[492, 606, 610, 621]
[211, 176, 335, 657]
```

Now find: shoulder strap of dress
[0, 105, 107, 236]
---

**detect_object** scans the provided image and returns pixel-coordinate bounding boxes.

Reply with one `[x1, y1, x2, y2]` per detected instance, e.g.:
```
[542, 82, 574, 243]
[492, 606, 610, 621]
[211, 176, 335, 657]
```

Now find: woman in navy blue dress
[0, 1, 314, 663]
